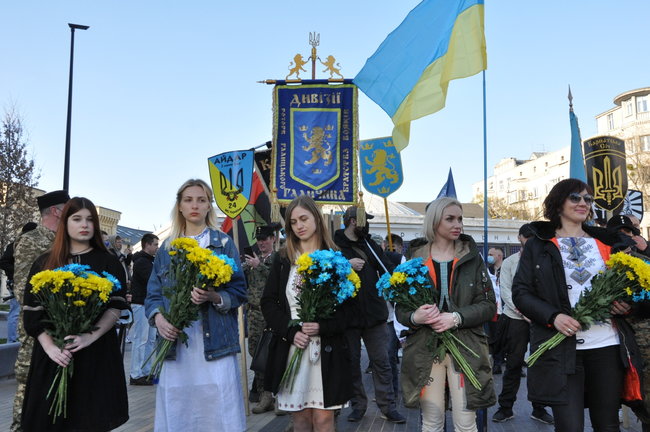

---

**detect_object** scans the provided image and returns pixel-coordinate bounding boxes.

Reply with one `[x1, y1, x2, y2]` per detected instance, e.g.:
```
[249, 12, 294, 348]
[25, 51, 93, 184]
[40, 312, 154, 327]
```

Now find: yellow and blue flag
[354, 0, 487, 151]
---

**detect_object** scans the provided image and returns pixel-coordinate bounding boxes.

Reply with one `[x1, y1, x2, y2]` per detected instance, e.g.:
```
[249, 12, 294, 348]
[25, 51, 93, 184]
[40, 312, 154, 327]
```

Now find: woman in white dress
[262, 195, 353, 432]
[145, 179, 248, 431]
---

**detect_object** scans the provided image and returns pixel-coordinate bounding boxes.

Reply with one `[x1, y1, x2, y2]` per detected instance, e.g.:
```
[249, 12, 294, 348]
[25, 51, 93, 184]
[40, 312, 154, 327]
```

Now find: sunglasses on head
[567, 192, 594, 205]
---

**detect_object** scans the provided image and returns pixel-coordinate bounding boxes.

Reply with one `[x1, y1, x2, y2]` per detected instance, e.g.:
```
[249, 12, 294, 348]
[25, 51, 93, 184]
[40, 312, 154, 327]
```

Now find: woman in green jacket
[396, 197, 496, 432]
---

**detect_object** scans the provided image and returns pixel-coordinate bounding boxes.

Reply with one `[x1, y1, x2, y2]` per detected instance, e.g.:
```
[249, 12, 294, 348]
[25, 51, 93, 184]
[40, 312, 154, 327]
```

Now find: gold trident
[309, 32, 320, 80]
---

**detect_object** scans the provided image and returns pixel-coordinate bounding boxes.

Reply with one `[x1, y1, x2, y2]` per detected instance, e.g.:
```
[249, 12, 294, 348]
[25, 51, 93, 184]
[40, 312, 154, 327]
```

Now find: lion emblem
[321, 55, 343, 79]
[364, 149, 399, 186]
[287, 54, 308, 79]
[302, 127, 333, 166]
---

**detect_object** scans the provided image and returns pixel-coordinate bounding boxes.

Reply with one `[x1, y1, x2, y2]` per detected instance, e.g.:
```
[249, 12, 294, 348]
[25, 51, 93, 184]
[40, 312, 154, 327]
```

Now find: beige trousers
[420, 354, 477, 432]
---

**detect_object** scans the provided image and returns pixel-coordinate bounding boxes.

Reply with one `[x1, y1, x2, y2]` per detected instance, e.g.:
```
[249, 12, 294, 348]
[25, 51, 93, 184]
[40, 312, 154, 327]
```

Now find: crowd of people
[2, 177, 650, 432]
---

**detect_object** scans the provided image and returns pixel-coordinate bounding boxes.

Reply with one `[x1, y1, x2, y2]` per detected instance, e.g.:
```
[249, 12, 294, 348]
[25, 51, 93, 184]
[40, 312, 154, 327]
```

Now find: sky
[2, 1, 650, 231]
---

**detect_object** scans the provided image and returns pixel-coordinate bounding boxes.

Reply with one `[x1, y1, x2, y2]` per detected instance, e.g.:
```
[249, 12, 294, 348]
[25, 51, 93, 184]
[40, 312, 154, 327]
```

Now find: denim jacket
[144, 228, 247, 361]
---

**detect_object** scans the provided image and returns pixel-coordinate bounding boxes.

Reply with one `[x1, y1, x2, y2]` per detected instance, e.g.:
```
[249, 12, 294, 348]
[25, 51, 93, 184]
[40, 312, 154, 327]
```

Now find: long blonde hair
[168, 179, 219, 244]
[284, 195, 336, 262]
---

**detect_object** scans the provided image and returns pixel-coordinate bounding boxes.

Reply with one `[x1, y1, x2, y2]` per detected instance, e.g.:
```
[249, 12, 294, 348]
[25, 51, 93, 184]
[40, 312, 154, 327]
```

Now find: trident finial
[309, 32, 320, 49]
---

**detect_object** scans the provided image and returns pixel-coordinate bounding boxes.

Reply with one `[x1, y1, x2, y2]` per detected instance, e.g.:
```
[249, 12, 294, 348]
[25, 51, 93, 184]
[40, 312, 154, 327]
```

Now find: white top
[557, 237, 619, 350]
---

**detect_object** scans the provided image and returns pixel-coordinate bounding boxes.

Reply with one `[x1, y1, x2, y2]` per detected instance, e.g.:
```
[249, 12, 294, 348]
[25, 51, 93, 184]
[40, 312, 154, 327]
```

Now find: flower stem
[526, 332, 566, 367]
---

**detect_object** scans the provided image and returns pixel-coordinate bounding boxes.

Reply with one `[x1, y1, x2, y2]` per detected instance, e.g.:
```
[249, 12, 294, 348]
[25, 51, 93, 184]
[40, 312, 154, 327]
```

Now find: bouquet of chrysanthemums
[147, 237, 238, 378]
[527, 252, 650, 366]
[29, 264, 121, 421]
[377, 257, 482, 389]
[280, 249, 361, 391]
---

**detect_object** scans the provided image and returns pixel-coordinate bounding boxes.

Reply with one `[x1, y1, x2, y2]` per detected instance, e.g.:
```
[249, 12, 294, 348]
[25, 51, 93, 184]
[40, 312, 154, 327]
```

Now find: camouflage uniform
[244, 252, 273, 394]
[11, 225, 55, 432]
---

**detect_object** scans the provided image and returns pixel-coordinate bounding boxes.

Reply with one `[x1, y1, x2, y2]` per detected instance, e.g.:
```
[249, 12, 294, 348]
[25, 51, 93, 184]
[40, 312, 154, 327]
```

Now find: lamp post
[63, 23, 89, 192]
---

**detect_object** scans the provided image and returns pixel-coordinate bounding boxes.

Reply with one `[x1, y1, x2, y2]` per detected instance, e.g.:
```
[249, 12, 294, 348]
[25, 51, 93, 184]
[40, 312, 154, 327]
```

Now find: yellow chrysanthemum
[625, 287, 634, 296]
[626, 271, 636, 281]
[170, 237, 200, 252]
[348, 271, 361, 297]
[296, 253, 314, 273]
[390, 272, 407, 286]
[168, 251, 177, 256]
[186, 247, 212, 265]
[73, 300, 86, 307]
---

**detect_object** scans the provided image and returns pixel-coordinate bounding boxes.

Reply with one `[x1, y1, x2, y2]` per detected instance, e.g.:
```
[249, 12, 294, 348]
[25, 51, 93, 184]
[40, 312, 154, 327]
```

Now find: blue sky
[2, 1, 649, 230]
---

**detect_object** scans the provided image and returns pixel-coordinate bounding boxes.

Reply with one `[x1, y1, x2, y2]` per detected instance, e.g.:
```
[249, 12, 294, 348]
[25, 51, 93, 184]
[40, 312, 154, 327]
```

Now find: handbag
[622, 355, 643, 403]
[250, 329, 272, 373]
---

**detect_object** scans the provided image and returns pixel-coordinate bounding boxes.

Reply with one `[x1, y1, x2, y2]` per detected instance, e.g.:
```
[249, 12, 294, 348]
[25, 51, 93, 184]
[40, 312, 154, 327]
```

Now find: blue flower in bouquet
[214, 253, 238, 273]
[101, 271, 122, 291]
[58, 263, 90, 275]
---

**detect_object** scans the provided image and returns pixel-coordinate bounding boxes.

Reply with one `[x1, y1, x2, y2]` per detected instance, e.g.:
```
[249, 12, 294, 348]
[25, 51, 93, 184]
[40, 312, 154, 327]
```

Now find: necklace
[70, 246, 93, 255]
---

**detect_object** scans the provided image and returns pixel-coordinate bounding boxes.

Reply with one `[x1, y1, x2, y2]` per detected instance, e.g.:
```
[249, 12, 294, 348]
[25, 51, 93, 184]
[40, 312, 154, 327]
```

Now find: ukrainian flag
[354, 0, 487, 151]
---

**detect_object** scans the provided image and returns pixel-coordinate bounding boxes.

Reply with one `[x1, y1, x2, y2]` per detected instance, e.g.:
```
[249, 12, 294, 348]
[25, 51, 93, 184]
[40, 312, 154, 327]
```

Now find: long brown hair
[284, 195, 336, 262]
[44, 197, 107, 270]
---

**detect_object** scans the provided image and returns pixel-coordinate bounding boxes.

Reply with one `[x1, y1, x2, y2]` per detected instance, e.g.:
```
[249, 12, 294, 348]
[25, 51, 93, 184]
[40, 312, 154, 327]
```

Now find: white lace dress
[154, 230, 246, 431]
[275, 265, 344, 411]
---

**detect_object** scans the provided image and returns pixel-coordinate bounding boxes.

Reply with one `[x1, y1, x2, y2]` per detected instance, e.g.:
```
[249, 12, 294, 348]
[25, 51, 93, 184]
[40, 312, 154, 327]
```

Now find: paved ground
[0, 315, 644, 431]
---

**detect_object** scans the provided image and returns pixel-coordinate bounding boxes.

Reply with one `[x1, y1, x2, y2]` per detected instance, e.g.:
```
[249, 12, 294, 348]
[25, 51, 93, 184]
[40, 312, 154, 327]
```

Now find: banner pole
[384, 197, 393, 251]
[232, 218, 250, 415]
[482, 70, 489, 261]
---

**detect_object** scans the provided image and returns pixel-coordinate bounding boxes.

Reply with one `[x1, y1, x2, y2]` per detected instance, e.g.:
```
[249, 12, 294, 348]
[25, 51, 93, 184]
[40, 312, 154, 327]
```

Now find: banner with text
[271, 84, 358, 205]
[208, 150, 254, 219]
[583, 136, 627, 212]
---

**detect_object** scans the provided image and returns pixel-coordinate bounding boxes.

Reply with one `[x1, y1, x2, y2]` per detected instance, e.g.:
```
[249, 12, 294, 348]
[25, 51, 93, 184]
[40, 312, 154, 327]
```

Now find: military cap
[606, 214, 640, 236]
[37, 190, 70, 211]
[255, 225, 277, 240]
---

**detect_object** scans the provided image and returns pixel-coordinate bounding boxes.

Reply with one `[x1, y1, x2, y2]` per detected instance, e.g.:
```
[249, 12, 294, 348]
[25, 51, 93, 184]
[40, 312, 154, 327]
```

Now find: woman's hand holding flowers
[43, 338, 73, 368]
[553, 313, 581, 337]
[293, 330, 310, 349]
[610, 300, 631, 315]
[431, 312, 456, 333]
[155, 313, 181, 342]
[413, 304, 440, 325]
[65, 333, 97, 353]
[302, 322, 320, 336]
[190, 286, 220, 305]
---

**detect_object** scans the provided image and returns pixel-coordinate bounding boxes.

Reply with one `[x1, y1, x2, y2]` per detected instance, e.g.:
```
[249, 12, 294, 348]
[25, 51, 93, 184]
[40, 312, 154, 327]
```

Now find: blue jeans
[129, 304, 156, 379]
[7, 297, 19, 343]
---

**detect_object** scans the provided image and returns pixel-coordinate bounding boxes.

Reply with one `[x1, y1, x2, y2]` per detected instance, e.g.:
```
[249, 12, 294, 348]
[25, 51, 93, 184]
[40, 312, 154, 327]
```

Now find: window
[637, 96, 649, 113]
[626, 100, 634, 116]
[641, 135, 650, 152]
[607, 113, 615, 130]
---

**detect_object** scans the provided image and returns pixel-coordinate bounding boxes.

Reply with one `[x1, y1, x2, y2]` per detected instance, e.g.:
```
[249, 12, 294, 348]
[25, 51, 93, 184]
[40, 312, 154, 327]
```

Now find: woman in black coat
[512, 179, 635, 432]
[261, 195, 353, 432]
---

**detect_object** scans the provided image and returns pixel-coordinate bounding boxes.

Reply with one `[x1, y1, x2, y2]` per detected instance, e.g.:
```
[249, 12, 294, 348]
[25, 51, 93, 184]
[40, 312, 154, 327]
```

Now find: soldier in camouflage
[11, 190, 68, 432]
[244, 225, 277, 414]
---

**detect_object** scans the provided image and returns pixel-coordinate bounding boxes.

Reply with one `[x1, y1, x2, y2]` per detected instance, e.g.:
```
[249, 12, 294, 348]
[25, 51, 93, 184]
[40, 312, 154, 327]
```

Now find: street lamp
[63, 23, 89, 192]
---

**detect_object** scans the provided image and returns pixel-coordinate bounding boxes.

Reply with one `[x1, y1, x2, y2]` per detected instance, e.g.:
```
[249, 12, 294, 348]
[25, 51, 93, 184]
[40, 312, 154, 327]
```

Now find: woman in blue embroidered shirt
[145, 179, 247, 431]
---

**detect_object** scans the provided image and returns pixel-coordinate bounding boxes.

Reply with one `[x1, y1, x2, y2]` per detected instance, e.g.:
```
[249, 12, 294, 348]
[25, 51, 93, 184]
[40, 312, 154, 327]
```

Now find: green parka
[396, 234, 497, 409]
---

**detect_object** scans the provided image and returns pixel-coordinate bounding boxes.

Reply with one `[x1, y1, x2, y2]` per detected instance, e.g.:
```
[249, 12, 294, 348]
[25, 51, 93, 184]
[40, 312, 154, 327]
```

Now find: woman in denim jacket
[145, 179, 247, 431]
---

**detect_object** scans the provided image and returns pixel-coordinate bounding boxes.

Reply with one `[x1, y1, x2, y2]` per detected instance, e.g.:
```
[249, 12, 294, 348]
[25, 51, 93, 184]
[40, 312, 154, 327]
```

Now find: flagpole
[384, 198, 393, 251]
[232, 217, 250, 415]
[482, 71, 488, 261]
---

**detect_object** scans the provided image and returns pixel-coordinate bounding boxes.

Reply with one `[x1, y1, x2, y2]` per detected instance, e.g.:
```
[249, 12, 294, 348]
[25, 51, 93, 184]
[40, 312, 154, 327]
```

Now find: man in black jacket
[129, 233, 159, 385]
[334, 207, 406, 424]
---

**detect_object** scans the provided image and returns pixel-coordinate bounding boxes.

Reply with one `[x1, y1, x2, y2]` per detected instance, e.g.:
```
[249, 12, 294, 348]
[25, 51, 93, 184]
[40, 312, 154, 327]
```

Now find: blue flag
[569, 90, 587, 182]
[436, 168, 457, 199]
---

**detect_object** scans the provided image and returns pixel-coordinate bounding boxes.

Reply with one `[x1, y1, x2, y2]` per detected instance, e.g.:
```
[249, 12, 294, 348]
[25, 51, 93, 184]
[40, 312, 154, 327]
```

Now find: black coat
[260, 251, 353, 407]
[333, 229, 395, 328]
[512, 221, 642, 406]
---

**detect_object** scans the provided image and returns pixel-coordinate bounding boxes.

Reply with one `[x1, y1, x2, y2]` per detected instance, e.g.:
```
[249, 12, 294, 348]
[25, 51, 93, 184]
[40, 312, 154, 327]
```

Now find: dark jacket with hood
[260, 250, 353, 407]
[396, 234, 497, 409]
[334, 229, 395, 328]
[512, 221, 643, 407]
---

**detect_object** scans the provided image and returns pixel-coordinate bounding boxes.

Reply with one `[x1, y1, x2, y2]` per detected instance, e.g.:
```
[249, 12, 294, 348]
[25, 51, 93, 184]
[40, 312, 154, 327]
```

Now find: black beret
[37, 190, 70, 211]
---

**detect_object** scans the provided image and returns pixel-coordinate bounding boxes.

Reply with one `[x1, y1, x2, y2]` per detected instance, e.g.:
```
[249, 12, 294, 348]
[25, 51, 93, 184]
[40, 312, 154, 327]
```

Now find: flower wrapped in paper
[377, 257, 482, 390]
[280, 249, 360, 391]
[527, 252, 650, 366]
[147, 237, 238, 378]
[28, 264, 121, 420]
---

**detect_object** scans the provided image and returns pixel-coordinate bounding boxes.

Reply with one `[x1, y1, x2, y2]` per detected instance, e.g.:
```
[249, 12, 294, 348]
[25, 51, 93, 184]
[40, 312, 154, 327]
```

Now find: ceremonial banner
[272, 84, 358, 205]
[583, 136, 627, 212]
[208, 150, 254, 219]
[358, 137, 403, 197]
[255, 147, 272, 189]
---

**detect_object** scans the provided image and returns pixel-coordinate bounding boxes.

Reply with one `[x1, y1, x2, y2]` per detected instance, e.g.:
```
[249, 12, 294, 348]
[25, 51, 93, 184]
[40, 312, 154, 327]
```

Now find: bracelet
[452, 312, 462, 329]
[409, 312, 418, 326]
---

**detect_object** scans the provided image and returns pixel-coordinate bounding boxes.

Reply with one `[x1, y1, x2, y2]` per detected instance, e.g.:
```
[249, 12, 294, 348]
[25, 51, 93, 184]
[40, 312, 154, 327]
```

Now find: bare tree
[0, 106, 40, 252]
[472, 194, 536, 220]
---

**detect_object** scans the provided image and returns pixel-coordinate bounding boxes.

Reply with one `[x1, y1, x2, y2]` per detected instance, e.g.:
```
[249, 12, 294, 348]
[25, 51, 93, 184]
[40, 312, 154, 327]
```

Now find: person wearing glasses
[512, 178, 634, 432]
